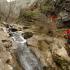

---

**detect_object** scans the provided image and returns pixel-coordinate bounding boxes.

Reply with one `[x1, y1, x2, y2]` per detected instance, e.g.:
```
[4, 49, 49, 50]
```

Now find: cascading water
[11, 32, 43, 70]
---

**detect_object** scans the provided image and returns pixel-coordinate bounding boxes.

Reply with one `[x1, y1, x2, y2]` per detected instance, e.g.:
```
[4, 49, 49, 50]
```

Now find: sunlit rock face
[0, 0, 36, 20]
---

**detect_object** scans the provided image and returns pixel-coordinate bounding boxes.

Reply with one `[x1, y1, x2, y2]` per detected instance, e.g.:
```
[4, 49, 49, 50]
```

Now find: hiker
[64, 29, 70, 44]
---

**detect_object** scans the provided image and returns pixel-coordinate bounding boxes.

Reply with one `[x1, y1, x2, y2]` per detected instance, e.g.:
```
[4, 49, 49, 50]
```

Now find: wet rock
[23, 26, 30, 29]
[10, 28, 18, 32]
[22, 32, 33, 39]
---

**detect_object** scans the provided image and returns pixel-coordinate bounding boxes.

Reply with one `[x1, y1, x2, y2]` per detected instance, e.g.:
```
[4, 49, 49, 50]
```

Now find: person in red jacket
[64, 29, 70, 44]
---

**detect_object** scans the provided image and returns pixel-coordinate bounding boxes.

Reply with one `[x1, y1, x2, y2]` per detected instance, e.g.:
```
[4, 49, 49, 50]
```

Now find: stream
[10, 32, 43, 70]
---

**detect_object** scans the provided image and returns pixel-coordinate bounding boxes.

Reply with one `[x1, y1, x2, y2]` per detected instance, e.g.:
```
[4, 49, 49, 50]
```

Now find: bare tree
[5, 0, 16, 22]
